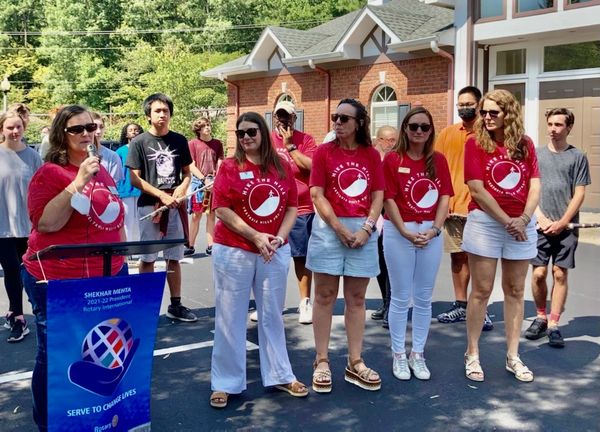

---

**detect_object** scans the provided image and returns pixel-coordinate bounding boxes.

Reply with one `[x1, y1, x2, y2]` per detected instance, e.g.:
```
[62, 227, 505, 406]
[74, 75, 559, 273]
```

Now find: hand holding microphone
[79, 143, 101, 180]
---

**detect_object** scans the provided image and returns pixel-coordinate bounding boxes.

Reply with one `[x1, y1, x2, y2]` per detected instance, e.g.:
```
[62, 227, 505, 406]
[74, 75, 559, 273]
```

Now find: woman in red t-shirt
[382, 107, 453, 381]
[462, 89, 540, 383]
[209, 112, 307, 408]
[307, 99, 384, 393]
[22, 105, 126, 430]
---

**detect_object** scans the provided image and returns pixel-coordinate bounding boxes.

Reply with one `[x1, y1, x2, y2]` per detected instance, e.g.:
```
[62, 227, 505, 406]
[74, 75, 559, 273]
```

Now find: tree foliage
[0, 0, 365, 142]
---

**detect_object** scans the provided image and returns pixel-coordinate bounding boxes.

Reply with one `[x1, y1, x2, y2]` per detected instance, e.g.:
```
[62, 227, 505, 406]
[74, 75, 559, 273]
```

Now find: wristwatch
[432, 226, 442, 237]
[287, 144, 298, 152]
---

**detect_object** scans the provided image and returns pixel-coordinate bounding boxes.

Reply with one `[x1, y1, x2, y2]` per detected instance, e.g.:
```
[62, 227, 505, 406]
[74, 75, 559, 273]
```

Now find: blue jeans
[21, 263, 129, 431]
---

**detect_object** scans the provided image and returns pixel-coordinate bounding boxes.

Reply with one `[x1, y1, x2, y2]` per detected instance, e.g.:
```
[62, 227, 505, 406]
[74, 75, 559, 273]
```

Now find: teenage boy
[127, 93, 197, 322]
[525, 108, 591, 347]
[435, 86, 493, 331]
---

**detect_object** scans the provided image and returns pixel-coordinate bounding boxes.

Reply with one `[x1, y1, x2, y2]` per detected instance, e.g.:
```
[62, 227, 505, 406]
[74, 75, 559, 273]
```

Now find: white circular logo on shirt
[410, 178, 439, 209]
[337, 168, 368, 198]
[491, 161, 521, 191]
[248, 184, 281, 217]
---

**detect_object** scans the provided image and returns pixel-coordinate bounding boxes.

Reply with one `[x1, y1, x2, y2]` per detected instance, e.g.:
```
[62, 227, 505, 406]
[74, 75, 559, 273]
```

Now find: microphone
[87, 144, 99, 176]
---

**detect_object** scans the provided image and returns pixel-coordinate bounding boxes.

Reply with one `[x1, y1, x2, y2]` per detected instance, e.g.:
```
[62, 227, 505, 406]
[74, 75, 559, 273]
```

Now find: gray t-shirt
[0, 145, 43, 237]
[536, 145, 591, 223]
[99, 145, 124, 184]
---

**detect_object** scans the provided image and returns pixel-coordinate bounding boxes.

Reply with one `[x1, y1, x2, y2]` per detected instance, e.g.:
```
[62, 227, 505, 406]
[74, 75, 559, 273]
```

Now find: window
[544, 41, 600, 72]
[477, 0, 504, 19]
[515, 0, 555, 13]
[370, 86, 410, 135]
[496, 49, 526, 75]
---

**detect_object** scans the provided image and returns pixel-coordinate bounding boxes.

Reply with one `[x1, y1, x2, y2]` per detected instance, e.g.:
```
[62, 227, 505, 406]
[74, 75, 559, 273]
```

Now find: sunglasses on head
[331, 113, 357, 123]
[64, 123, 99, 135]
[235, 127, 259, 139]
[479, 109, 501, 118]
[407, 123, 432, 132]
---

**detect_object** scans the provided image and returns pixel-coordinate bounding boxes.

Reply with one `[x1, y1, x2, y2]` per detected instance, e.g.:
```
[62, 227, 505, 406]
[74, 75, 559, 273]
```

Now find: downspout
[308, 59, 331, 135]
[430, 40, 454, 126]
[218, 73, 239, 119]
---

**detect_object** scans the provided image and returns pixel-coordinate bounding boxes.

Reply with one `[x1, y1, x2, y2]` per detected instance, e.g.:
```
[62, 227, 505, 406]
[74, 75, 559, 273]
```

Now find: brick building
[203, 0, 455, 154]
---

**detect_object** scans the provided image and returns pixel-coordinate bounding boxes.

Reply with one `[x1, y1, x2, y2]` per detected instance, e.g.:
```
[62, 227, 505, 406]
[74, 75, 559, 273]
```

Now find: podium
[33, 240, 184, 431]
[29, 239, 186, 276]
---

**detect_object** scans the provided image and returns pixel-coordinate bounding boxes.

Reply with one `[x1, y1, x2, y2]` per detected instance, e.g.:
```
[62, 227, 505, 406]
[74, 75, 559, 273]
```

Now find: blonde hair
[474, 89, 527, 160]
[0, 111, 24, 143]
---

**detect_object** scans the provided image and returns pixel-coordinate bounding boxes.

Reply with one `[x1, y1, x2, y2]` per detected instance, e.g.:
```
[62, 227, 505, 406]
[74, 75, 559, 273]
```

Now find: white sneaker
[408, 353, 431, 380]
[392, 352, 411, 380]
[249, 310, 258, 322]
[298, 297, 313, 324]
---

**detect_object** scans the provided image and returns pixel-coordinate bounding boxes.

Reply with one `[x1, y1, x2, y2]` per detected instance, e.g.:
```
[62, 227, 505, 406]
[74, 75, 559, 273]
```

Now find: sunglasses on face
[407, 123, 432, 132]
[64, 123, 99, 135]
[331, 113, 357, 123]
[235, 128, 259, 139]
[479, 109, 501, 118]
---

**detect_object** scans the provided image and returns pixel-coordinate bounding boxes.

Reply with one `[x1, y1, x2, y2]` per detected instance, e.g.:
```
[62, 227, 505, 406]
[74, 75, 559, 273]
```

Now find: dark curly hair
[336, 98, 372, 147]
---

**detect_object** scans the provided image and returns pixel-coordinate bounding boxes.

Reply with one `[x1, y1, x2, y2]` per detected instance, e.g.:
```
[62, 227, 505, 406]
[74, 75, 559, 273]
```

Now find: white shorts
[462, 209, 537, 260]
[138, 206, 185, 262]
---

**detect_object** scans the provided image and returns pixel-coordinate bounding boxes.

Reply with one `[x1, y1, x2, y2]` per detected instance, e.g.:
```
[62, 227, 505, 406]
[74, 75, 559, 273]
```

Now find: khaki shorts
[443, 215, 467, 254]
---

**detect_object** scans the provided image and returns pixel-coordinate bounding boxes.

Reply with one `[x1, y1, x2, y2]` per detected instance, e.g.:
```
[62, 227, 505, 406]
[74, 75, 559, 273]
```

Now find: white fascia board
[282, 51, 345, 67]
[200, 64, 252, 79]
[388, 35, 439, 53]
[246, 28, 292, 65]
[335, 8, 403, 54]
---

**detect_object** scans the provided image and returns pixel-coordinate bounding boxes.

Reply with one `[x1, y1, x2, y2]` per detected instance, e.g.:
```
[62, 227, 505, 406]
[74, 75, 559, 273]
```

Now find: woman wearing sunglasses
[462, 89, 540, 383]
[382, 107, 453, 381]
[307, 99, 384, 392]
[22, 105, 126, 430]
[0, 111, 42, 343]
[209, 112, 307, 409]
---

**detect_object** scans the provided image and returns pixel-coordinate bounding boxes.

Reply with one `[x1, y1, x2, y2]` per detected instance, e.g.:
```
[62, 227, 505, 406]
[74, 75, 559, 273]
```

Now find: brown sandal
[344, 358, 381, 391]
[275, 381, 309, 397]
[209, 391, 228, 409]
[312, 358, 332, 393]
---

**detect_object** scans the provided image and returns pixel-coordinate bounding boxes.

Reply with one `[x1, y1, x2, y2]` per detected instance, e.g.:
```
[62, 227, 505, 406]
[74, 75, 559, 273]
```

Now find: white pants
[122, 196, 140, 242]
[383, 220, 442, 354]
[211, 243, 296, 393]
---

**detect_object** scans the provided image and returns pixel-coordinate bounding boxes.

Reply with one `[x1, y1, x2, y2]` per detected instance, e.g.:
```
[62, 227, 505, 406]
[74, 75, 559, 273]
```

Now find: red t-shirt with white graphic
[464, 135, 540, 217]
[271, 130, 317, 216]
[24, 163, 125, 281]
[310, 142, 384, 217]
[212, 157, 298, 253]
[383, 151, 454, 222]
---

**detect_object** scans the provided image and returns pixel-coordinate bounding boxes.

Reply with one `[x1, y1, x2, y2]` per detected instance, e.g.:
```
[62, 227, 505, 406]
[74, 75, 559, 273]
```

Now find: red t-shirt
[310, 142, 384, 217]
[464, 135, 540, 217]
[383, 151, 454, 222]
[212, 157, 298, 253]
[271, 130, 317, 216]
[188, 138, 224, 176]
[24, 163, 125, 281]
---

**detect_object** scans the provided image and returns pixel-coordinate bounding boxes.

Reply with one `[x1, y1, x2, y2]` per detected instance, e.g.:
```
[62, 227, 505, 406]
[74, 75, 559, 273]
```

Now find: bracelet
[287, 144, 297, 152]
[275, 236, 285, 246]
[431, 226, 442, 237]
[520, 214, 531, 224]
[361, 226, 372, 236]
[64, 182, 78, 195]
[364, 217, 376, 230]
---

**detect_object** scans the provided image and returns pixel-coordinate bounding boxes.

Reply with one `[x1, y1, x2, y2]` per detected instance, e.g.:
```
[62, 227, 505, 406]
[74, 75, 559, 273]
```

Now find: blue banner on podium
[47, 272, 166, 432]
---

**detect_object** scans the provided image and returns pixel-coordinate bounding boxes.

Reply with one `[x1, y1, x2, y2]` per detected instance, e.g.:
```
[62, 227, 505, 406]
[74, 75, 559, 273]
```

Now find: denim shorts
[306, 214, 379, 277]
[462, 209, 537, 260]
[288, 213, 314, 257]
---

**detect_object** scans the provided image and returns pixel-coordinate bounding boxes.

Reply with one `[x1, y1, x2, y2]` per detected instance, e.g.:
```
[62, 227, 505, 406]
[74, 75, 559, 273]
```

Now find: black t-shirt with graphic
[126, 130, 193, 206]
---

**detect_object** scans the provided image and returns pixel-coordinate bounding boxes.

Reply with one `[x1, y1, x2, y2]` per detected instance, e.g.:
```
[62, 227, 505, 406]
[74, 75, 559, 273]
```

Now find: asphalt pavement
[1, 222, 599, 431]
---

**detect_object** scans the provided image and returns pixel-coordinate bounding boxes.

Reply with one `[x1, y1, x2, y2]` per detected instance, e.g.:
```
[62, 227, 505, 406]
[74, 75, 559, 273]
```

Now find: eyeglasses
[456, 103, 477, 108]
[235, 128, 259, 139]
[479, 109, 501, 118]
[64, 123, 99, 135]
[407, 123, 432, 132]
[331, 114, 357, 123]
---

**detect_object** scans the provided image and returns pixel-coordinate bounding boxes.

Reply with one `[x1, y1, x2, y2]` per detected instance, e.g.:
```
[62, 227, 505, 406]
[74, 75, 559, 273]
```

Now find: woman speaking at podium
[22, 105, 125, 431]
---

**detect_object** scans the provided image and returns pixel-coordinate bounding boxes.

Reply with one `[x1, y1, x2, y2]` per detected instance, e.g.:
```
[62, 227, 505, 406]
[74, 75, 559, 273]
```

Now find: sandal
[464, 352, 484, 382]
[209, 391, 228, 409]
[506, 355, 534, 382]
[344, 358, 381, 391]
[312, 358, 332, 393]
[275, 381, 309, 398]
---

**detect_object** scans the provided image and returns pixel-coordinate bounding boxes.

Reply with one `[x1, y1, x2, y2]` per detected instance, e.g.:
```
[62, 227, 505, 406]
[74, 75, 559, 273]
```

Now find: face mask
[458, 108, 477, 121]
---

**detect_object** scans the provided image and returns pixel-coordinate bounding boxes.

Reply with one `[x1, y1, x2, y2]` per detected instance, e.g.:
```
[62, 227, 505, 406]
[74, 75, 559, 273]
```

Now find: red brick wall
[224, 56, 450, 155]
